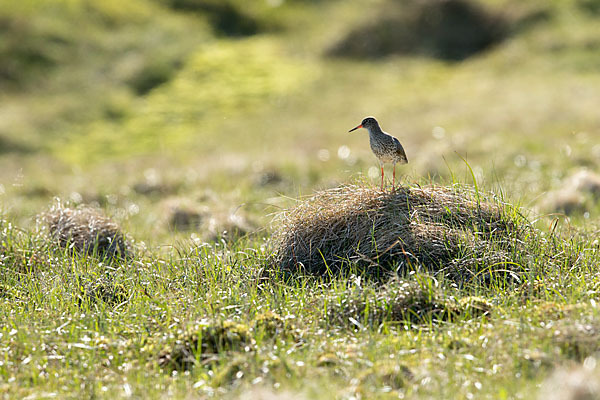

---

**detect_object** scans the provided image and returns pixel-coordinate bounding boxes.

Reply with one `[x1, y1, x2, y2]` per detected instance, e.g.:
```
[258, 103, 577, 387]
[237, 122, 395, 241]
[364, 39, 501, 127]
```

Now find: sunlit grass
[1, 0, 600, 398]
[57, 38, 316, 164]
[1, 203, 600, 398]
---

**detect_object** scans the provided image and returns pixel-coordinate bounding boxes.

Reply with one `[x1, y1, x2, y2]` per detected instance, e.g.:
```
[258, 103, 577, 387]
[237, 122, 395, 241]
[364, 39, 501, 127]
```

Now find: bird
[349, 116, 408, 190]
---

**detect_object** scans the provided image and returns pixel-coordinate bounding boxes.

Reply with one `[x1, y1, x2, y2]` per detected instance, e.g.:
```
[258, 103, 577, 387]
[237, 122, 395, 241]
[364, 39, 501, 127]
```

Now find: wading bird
[349, 116, 408, 190]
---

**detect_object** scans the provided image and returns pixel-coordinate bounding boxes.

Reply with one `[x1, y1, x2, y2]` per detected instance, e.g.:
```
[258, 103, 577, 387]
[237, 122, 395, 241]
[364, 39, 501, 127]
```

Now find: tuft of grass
[158, 320, 252, 371]
[157, 0, 269, 37]
[323, 276, 459, 329]
[42, 203, 130, 260]
[327, 0, 510, 61]
[77, 276, 129, 306]
[253, 310, 296, 339]
[355, 361, 414, 395]
[271, 183, 530, 281]
[538, 363, 600, 400]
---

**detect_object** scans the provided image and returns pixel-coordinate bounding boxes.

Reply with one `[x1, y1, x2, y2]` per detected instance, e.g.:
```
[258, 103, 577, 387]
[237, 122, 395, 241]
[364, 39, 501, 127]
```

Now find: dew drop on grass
[123, 383, 132, 397]
[318, 149, 330, 162]
[128, 203, 140, 215]
[584, 356, 597, 370]
[70, 192, 83, 203]
[337, 145, 350, 160]
[432, 126, 446, 139]
[514, 155, 526, 167]
[368, 167, 379, 178]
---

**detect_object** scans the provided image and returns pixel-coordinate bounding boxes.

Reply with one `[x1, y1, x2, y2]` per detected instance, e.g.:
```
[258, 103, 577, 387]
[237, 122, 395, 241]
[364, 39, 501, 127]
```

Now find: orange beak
[348, 124, 362, 133]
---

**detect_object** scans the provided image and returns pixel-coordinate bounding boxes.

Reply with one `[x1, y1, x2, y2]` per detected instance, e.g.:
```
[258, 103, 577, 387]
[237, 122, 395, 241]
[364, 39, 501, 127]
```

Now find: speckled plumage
[349, 116, 408, 190]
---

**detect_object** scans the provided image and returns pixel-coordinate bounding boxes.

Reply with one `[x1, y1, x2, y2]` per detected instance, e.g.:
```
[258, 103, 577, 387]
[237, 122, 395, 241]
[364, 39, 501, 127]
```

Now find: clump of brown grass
[552, 319, 600, 361]
[328, 0, 509, 61]
[42, 204, 129, 260]
[542, 169, 600, 215]
[271, 184, 528, 280]
[355, 361, 414, 396]
[160, 198, 209, 231]
[538, 363, 600, 400]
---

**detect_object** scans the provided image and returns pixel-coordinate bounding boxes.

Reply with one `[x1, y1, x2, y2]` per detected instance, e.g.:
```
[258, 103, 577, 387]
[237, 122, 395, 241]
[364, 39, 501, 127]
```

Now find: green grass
[1, 0, 600, 398]
[1, 209, 599, 399]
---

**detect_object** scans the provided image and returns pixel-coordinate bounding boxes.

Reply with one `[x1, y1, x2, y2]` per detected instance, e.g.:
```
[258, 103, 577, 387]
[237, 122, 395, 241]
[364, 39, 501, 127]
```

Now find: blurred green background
[1, 0, 599, 243]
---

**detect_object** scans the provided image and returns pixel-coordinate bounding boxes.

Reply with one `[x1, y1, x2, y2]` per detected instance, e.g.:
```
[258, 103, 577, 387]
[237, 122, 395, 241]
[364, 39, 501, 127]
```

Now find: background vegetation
[1, 0, 600, 398]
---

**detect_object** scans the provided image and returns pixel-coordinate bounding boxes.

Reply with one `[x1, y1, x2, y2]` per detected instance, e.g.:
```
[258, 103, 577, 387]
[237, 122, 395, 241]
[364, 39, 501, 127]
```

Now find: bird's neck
[367, 126, 383, 137]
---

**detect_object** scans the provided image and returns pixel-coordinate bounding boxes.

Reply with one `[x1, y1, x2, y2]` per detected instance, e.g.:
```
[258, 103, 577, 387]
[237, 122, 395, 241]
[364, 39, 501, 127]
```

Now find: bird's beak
[348, 124, 362, 133]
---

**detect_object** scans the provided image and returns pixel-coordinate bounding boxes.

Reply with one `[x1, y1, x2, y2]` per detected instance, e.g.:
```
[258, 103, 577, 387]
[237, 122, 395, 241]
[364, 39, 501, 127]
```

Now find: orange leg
[380, 165, 384, 191]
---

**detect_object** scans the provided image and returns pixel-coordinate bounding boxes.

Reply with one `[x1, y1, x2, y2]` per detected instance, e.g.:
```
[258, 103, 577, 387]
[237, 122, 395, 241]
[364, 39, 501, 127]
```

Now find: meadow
[1, 0, 600, 398]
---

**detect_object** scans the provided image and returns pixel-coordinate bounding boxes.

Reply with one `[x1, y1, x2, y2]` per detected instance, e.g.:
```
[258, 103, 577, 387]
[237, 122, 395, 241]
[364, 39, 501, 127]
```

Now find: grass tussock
[538, 363, 600, 400]
[552, 319, 600, 361]
[78, 277, 129, 306]
[42, 204, 130, 260]
[356, 361, 414, 395]
[271, 184, 528, 281]
[542, 169, 600, 215]
[158, 320, 252, 371]
[159, 0, 266, 37]
[253, 310, 298, 339]
[324, 276, 489, 329]
[328, 0, 510, 61]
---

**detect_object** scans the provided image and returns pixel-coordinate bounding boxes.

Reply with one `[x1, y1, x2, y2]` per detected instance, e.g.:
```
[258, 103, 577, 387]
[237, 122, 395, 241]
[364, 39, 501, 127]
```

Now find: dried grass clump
[158, 320, 251, 371]
[356, 361, 414, 396]
[207, 213, 256, 242]
[271, 184, 526, 279]
[542, 169, 600, 215]
[161, 198, 209, 231]
[328, 0, 509, 61]
[42, 204, 129, 260]
[538, 363, 600, 400]
[552, 319, 600, 361]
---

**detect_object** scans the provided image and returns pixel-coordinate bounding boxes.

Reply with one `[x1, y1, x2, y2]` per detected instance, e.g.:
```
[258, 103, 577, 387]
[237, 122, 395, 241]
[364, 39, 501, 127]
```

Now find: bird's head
[348, 116, 378, 133]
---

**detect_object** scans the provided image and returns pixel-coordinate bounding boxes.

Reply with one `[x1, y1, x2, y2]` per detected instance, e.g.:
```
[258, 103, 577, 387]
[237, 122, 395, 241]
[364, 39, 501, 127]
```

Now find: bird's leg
[380, 163, 384, 191]
[392, 162, 396, 191]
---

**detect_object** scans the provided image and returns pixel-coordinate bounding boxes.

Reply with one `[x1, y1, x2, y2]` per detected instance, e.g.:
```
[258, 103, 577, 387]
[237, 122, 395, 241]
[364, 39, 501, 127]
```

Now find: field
[1, 0, 600, 398]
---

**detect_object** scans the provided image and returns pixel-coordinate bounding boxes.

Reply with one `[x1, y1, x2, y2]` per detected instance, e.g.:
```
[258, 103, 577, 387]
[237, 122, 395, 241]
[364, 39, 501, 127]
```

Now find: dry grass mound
[162, 0, 265, 37]
[271, 184, 528, 280]
[42, 204, 129, 260]
[542, 169, 600, 215]
[328, 0, 509, 61]
[539, 363, 600, 400]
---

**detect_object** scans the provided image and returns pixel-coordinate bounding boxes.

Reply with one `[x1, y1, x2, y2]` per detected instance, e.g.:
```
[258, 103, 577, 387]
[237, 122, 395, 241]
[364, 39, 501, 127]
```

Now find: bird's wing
[393, 137, 408, 163]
